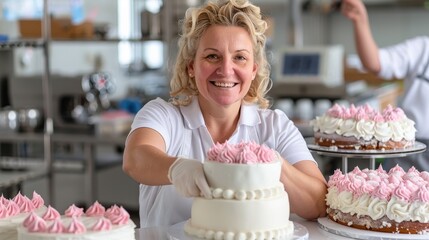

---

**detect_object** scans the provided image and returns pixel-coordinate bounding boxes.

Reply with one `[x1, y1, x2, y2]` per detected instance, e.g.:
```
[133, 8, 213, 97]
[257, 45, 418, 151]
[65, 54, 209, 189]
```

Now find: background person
[340, 0, 429, 171]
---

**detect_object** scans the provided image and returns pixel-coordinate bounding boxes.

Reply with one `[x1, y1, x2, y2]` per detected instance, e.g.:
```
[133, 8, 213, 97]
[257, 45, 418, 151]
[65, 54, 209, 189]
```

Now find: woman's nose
[216, 58, 234, 77]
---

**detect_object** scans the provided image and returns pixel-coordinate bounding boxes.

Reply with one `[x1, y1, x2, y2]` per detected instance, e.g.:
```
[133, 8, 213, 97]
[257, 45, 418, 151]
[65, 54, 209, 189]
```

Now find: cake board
[318, 217, 429, 240]
[167, 221, 309, 240]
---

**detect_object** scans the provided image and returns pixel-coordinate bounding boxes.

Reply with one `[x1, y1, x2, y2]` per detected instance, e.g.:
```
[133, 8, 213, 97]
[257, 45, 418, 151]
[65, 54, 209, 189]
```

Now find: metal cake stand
[305, 137, 427, 173]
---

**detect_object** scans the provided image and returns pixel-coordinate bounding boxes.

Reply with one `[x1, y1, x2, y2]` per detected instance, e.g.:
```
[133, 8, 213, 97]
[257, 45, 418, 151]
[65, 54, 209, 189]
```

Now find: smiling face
[188, 25, 258, 109]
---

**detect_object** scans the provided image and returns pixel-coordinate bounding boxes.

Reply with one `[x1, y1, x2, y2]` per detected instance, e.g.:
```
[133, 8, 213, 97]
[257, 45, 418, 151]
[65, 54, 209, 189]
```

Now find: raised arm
[341, 0, 381, 74]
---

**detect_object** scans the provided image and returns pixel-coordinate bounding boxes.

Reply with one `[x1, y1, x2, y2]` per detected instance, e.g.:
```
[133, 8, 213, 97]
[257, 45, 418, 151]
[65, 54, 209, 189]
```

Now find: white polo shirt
[129, 97, 315, 228]
[377, 36, 429, 139]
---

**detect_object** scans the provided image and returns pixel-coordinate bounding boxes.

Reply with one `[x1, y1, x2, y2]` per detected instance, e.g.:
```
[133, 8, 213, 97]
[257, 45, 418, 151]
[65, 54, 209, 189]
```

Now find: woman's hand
[168, 158, 212, 199]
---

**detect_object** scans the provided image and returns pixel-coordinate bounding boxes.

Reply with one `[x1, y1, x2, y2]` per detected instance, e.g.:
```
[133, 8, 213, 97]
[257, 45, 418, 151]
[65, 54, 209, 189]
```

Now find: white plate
[318, 217, 429, 240]
[167, 221, 309, 240]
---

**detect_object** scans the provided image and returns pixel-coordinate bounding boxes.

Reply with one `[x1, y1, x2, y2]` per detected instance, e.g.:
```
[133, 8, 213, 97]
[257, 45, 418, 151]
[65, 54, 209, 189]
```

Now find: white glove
[168, 158, 212, 199]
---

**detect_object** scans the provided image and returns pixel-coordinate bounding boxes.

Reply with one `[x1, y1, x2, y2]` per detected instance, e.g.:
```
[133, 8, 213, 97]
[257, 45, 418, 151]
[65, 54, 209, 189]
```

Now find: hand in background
[340, 0, 369, 25]
[168, 158, 212, 199]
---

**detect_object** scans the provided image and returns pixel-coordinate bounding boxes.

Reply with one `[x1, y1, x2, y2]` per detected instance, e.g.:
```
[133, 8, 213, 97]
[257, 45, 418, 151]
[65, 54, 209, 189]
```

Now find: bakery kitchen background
[1, 0, 429, 235]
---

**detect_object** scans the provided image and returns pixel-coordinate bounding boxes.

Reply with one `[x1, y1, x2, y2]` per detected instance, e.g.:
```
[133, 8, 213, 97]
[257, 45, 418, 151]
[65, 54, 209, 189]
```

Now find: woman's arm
[123, 127, 176, 185]
[342, 0, 381, 74]
[280, 159, 327, 220]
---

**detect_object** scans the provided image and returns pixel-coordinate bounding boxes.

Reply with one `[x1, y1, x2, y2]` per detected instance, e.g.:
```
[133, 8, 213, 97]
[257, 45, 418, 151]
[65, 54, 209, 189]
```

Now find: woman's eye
[206, 54, 218, 60]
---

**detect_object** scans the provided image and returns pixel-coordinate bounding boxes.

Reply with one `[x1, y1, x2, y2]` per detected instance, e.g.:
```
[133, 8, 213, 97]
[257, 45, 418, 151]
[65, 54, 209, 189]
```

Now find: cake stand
[167, 221, 309, 240]
[305, 137, 427, 173]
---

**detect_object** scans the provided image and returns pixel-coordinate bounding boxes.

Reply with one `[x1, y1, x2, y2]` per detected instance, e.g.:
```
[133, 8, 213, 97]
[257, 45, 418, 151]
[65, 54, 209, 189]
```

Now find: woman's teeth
[213, 82, 236, 88]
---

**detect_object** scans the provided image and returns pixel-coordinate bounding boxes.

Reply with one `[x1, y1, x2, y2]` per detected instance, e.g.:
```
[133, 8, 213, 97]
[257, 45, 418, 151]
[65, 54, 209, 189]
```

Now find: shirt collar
[180, 97, 261, 129]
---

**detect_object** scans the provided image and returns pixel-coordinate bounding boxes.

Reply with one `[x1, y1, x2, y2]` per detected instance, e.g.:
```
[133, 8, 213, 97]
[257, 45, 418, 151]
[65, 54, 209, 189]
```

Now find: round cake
[184, 141, 294, 240]
[310, 104, 416, 150]
[0, 191, 47, 240]
[326, 165, 429, 234]
[17, 201, 136, 240]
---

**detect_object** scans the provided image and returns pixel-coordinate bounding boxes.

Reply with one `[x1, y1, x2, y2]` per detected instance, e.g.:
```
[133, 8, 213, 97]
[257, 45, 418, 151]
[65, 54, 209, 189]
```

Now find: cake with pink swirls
[0, 191, 47, 240]
[17, 201, 136, 240]
[326, 165, 429, 234]
[310, 104, 416, 150]
[184, 141, 294, 240]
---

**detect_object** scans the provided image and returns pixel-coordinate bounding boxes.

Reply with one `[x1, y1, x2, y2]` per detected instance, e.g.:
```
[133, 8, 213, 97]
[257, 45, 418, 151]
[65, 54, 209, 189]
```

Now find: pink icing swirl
[42, 205, 61, 221]
[105, 205, 121, 219]
[86, 201, 106, 217]
[392, 182, 413, 202]
[31, 191, 44, 209]
[12, 192, 26, 206]
[65, 217, 86, 234]
[0, 204, 8, 219]
[207, 141, 276, 164]
[47, 219, 64, 233]
[372, 181, 392, 200]
[6, 200, 20, 217]
[27, 215, 47, 233]
[0, 195, 8, 205]
[18, 196, 35, 213]
[91, 217, 112, 231]
[64, 204, 84, 217]
[23, 211, 39, 228]
[107, 206, 130, 225]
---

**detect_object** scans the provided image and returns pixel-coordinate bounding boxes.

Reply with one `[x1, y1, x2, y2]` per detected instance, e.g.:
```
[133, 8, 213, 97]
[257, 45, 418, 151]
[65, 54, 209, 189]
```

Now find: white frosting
[311, 115, 416, 143]
[0, 206, 47, 240]
[17, 216, 136, 240]
[326, 187, 429, 223]
[186, 159, 294, 240]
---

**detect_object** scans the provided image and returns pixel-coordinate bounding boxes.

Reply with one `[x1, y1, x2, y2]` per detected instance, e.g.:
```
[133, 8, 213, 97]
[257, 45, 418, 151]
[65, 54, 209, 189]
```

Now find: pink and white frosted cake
[326, 165, 429, 234]
[310, 104, 416, 150]
[184, 141, 294, 240]
[17, 201, 136, 240]
[0, 191, 47, 240]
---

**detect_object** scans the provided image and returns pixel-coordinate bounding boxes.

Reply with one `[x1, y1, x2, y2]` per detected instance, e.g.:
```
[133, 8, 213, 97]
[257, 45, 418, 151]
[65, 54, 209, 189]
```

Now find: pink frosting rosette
[23, 211, 39, 228]
[0, 204, 8, 219]
[18, 196, 35, 213]
[327, 104, 344, 118]
[237, 146, 258, 164]
[47, 219, 64, 233]
[107, 206, 130, 225]
[105, 205, 121, 219]
[327, 169, 343, 187]
[412, 185, 429, 203]
[371, 112, 385, 122]
[255, 145, 276, 163]
[65, 217, 86, 234]
[392, 182, 413, 202]
[64, 204, 84, 217]
[0, 195, 8, 205]
[86, 201, 106, 217]
[42, 205, 61, 221]
[6, 200, 20, 217]
[12, 192, 26, 206]
[27, 215, 47, 233]
[372, 181, 392, 201]
[31, 191, 44, 209]
[91, 217, 112, 231]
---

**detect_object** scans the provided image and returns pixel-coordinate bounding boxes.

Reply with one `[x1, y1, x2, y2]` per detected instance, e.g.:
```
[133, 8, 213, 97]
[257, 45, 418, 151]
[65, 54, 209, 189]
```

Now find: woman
[341, 0, 429, 171]
[123, 0, 327, 228]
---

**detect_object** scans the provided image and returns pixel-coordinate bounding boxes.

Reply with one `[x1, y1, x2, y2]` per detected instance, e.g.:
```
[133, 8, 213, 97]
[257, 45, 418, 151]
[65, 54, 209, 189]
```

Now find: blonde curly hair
[169, 0, 272, 108]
